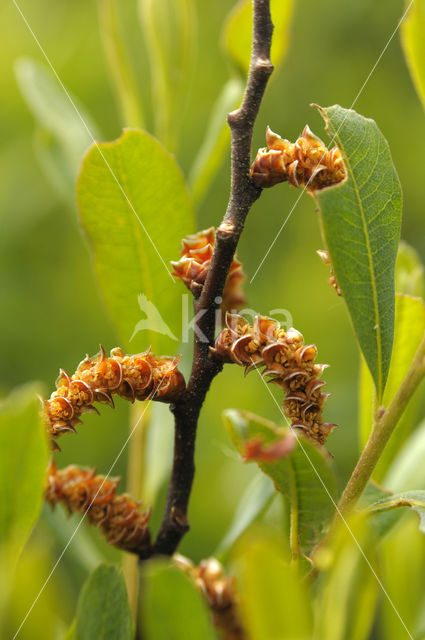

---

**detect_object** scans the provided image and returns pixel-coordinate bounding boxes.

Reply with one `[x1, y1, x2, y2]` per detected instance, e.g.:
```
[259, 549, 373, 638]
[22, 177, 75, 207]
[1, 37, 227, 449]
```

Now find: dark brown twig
[152, 0, 274, 557]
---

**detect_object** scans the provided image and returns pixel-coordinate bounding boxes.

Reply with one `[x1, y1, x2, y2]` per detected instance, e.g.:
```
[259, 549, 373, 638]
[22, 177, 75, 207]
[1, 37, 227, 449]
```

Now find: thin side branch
[152, 0, 274, 557]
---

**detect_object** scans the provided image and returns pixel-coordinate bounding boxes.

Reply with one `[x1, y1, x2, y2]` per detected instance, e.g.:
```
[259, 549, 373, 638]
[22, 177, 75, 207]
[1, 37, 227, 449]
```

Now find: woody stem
[151, 0, 274, 557]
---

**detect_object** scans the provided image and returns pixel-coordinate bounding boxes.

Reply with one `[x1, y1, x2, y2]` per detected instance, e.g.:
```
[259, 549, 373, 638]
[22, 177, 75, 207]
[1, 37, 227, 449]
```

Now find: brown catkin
[210, 314, 336, 445]
[171, 228, 246, 313]
[174, 555, 246, 640]
[250, 125, 346, 191]
[43, 346, 185, 448]
[45, 462, 151, 555]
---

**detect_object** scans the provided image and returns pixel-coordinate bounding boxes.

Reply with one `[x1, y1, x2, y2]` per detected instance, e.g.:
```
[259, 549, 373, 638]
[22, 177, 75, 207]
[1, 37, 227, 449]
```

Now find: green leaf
[222, 0, 294, 75]
[0, 384, 49, 569]
[63, 621, 76, 640]
[401, 0, 425, 111]
[313, 516, 378, 640]
[140, 559, 216, 640]
[359, 294, 425, 480]
[224, 409, 337, 552]
[139, 0, 196, 152]
[189, 77, 244, 206]
[385, 419, 425, 492]
[77, 128, 195, 355]
[15, 57, 101, 198]
[395, 240, 425, 298]
[215, 473, 276, 557]
[75, 564, 132, 640]
[233, 533, 312, 639]
[316, 105, 402, 400]
[365, 490, 425, 534]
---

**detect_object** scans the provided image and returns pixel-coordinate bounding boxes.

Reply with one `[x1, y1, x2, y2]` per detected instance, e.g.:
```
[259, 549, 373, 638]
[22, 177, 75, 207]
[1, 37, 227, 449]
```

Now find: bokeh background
[1, 0, 424, 637]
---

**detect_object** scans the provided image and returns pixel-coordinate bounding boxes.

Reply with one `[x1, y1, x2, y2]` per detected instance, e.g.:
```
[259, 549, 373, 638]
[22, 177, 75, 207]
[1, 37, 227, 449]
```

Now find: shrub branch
[152, 0, 274, 557]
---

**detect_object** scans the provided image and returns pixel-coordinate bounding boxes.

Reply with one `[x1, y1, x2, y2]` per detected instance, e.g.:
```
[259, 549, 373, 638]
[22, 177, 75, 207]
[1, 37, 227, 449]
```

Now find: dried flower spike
[250, 125, 346, 191]
[43, 346, 186, 448]
[211, 313, 336, 445]
[171, 228, 246, 312]
[46, 462, 151, 555]
[317, 249, 342, 296]
[174, 555, 245, 640]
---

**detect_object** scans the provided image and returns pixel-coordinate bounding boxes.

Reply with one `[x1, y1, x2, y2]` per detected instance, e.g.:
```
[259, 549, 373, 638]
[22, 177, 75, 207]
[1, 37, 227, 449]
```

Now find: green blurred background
[1, 0, 425, 636]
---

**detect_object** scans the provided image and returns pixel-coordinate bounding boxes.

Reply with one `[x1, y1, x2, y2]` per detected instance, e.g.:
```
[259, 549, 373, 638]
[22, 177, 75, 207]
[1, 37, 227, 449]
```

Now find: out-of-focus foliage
[74, 564, 132, 640]
[139, 559, 216, 640]
[401, 0, 425, 112]
[2, 0, 425, 638]
[0, 385, 48, 570]
[359, 244, 425, 480]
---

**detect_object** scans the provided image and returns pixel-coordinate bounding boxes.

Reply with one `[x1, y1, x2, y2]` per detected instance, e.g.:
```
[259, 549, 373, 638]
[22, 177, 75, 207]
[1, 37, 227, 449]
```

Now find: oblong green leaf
[138, 0, 196, 152]
[15, 57, 101, 199]
[215, 473, 275, 557]
[395, 240, 425, 298]
[401, 0, 425, 111]
[189, 77, 244, 207]
[316, 104, 402, 399]
[77, 128, 195, 354]
[313, 516, 378, 640]
[385, 419, 425, 492]
[224, 409, 337, 552]
[0, 385, 49, 569]
[233, 533, 312, 639]
[359, 293, 425, 479]
[140, 559, 216, 640]
[222, 0, 294, 75]
[75, 564, 132, 640]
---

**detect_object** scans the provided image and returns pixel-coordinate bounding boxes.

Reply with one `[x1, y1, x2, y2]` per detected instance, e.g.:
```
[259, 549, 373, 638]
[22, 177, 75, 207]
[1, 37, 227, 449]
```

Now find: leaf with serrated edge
[77, 128, 194, 355]
[316, 105, 402, 400]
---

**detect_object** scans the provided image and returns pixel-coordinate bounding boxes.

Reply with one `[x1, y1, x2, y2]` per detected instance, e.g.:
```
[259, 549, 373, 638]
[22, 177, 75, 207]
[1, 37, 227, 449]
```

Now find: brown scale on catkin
[171, 227, 246, 313]
[174, 555, 246, 640]
[43, 346, 186, 449]
[250, 125, 346, 191]
[210, 314, 336, 445]
[45, 462, 151, 554]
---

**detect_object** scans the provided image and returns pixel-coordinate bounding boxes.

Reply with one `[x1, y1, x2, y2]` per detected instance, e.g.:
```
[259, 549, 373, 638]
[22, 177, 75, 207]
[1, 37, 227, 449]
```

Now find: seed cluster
[46, 462, 151, 555]
[171, 227, 246, 312]
[250, 125, 346, 191]
[174, 555, 245, 640]
[43, 346, 185, 448]
[211, 314, 336, 445]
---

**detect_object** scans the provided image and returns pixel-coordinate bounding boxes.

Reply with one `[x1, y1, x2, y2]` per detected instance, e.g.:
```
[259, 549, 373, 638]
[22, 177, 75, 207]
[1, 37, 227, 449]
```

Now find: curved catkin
[210, 314, 336, 445]
[174, 555, 245, 640]
[171, 227, 246, 312]
[46, 462, 151, 555]
[250, 125, 346, 191]
[43, 346, 186, 448]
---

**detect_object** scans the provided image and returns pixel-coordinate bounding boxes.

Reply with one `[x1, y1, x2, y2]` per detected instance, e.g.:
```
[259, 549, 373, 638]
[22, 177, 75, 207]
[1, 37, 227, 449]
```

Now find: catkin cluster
[211, 314, 335, 445]
[171, 227, 246, 312]
[43, 346, 185, 448]
[250, 125, 346, 191]
[46, 462, 151, 555]
[174, 555, 245, 640]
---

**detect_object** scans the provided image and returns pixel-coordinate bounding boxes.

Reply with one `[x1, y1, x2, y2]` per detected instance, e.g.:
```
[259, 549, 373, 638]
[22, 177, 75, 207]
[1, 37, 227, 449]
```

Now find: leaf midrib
[333, 124, 382, 399]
